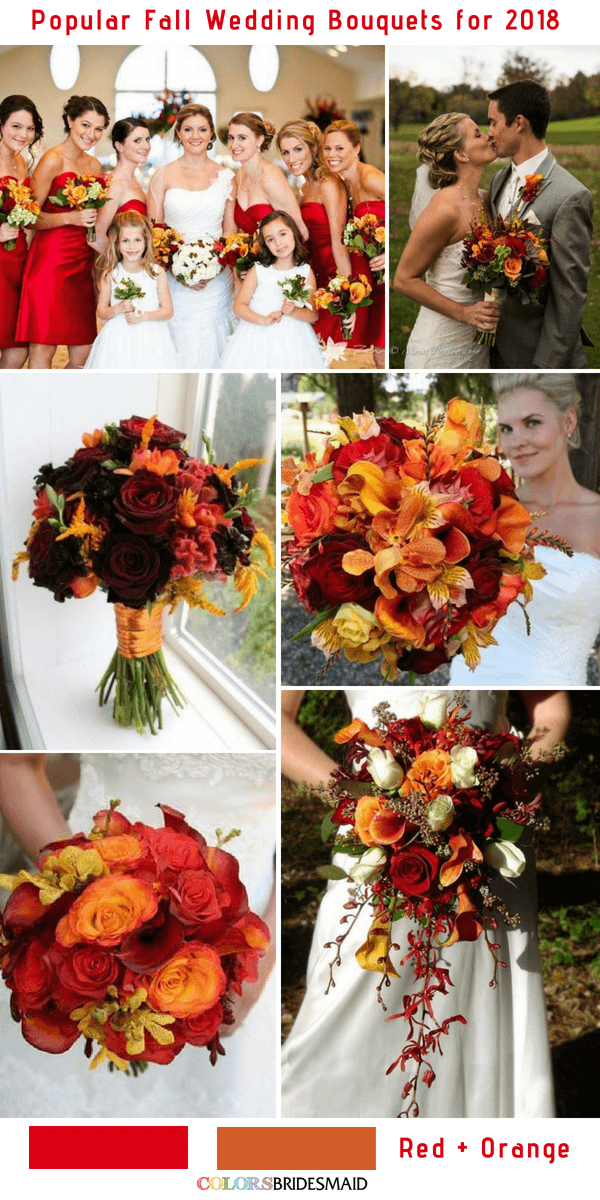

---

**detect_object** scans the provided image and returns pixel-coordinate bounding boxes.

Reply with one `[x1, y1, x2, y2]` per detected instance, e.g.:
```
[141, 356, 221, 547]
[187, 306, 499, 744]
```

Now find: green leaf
[290, 606, 338, 641]
[495, 818, 524, 843]
[45, 484, 58, 508]
[321, 810, 337, 843]
[315, 864, 348, 881]
[202, 432, 215, 464]
[100, 459, 120, 470]
[311, 463, 334, 483]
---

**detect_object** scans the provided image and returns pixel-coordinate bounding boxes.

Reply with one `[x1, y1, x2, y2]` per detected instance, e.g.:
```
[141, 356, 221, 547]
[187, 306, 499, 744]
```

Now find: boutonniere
[519, 172, 544, 207]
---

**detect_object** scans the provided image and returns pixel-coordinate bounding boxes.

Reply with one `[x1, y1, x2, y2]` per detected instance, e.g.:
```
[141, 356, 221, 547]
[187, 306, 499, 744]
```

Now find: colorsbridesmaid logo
[197, 1180, 369, 1191]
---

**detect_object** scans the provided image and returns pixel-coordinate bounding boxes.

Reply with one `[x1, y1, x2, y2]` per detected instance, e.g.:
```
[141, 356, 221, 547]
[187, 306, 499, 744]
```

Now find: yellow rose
[68, 185, 88, 204]
[333, 603, 390, 662]
[375, 226, 385, 244]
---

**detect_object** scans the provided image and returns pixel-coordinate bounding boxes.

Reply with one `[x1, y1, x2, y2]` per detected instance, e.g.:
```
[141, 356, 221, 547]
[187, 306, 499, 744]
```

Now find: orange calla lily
[439, 833, 483, 888]
[374, 599, 426, 647]
[334, 718, 388, 747]
[440, 883, 483, 946]
[356, 915, 400, 976]
[491, 495, 532, 555]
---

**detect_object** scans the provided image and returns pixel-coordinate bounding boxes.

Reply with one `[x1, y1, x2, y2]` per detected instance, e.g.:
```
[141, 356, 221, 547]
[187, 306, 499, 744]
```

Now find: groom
[487, 79, 593, 368]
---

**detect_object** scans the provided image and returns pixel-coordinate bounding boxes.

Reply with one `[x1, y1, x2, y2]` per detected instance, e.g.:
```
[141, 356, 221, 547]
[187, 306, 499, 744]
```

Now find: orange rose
[286, 481, 338, 545]
[355, 795, 408, 846]
[55, 875, 158, 947]
[95, 834, 148, 872]
[349, 281, 366, 303]
[147, 941, 226, 1018]
[504, 256, 522, 281]
[375, 226, 385, 244]
[401, 749, 453, 800]
[68, 185, 88, 204]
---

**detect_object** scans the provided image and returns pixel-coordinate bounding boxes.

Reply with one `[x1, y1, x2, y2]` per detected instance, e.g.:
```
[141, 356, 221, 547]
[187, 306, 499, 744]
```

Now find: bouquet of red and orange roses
[283, 401, 569, 681]
[151, 221, 183, 269]
[215, 231, 260, 275]
[343, 212, 385, 284]
[0, 802, 269, 1073]
[13, 415, 274, 734]
[49, 174, 110, 243]
[318, 695, 561, 1115]
[313, 271, 373, 339]
[0, 176, 40, 249]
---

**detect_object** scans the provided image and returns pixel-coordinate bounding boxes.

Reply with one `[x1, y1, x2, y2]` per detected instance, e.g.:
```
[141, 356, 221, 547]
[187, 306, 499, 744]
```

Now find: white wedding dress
[451, 546, 600, 686]
[281, 689, 554, 1119]
[404, 241, 490, 369]
[0, 753, 275, 1118]
[164, 170, 235, 368]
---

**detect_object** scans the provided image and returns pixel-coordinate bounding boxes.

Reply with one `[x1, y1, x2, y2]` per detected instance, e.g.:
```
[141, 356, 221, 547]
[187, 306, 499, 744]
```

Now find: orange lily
[439, 832, 483, 888]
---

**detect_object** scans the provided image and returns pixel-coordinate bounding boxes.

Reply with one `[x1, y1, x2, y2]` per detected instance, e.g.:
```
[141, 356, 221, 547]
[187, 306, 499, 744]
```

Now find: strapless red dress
[351, 199, 385, 350]
[234, 200, 272, 236]
[0, 178, 28, 349]
[16, 172, 97, 347]
[300, 201, 348, 345]
[116, 199, 147, 216]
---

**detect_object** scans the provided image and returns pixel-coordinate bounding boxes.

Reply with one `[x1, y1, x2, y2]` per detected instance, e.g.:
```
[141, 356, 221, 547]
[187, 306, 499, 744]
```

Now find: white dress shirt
[498, 147, 548, 218]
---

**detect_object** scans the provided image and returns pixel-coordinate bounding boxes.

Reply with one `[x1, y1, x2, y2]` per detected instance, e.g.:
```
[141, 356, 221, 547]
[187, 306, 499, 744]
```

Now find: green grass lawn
[389, 145, 600, 368]
[391, 115, 600, 144]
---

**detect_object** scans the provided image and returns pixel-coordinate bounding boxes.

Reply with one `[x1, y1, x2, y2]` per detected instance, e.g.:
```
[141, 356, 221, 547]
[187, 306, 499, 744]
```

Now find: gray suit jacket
[489, 150, 593, 368]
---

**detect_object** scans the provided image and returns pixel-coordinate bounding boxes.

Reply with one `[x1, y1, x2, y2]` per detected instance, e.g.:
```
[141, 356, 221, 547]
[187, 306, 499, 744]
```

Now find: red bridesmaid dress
[234, 200, 272, 236]
[116, 199, 147, 216]
[351, 199, 385, 349]
[300, 200, 348, 345]
[0, 179, 28, 349]
[16, 172, 97, 347]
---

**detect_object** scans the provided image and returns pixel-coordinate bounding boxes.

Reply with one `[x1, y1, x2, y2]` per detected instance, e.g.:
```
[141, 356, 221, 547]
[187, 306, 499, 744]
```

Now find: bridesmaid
[16, 94, 110, 369]
[227, 112, 308, 240]
[323, 120, 386, 366]
[94, 117, 150, 248]
[277, 119, 354, 345]
[0, 95, 43, 368]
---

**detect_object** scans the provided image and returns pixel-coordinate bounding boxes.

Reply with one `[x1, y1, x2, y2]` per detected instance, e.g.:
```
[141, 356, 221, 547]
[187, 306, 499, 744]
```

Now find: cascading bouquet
[171, 238, 221, 287]
[343, 212, 385, 284]
[278, 274, 312, 308]
[151, 221, 183, 268]
[49, 174, 110, 243]
[0, 176, 40, 249]
[0, 801, 269, 1073]
[282, 401, 570, 681]
[461, 176, 549, 346]
[215, 232, 260, 275]
[13, 415, 274, 734]
[317, 695, 561, 1116]
[313, 272, 372, 339]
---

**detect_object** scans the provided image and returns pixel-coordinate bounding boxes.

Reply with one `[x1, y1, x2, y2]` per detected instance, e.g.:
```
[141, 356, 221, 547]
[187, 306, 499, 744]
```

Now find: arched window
[114, 46, 217, 165]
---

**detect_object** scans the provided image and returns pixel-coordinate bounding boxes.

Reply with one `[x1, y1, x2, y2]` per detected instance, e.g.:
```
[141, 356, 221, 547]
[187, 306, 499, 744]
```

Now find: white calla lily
[484, 840, 526, 878]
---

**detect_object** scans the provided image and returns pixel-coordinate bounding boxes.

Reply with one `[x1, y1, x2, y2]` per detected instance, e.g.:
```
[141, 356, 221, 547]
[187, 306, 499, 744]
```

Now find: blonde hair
[96, 211, 158, 283]
[276, 119, 329, 181]
[229, 112, 276, 152]
[417, 112, 469, 190]
[493, 373, 582, 448]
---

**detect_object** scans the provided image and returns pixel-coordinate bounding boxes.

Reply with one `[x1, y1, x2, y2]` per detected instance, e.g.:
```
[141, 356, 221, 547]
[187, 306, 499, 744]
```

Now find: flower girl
[85, 211, 180, 369]
[220, 211, 325, 369]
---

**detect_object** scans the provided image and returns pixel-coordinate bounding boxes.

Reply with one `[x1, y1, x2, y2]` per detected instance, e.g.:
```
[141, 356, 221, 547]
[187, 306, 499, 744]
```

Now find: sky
[388, 45, 600, 90]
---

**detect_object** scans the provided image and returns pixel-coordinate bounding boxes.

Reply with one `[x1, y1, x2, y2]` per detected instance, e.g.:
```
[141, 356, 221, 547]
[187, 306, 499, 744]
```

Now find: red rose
[118, 416, 185, 450]
[389, 845, 440, 897]
[463, 540, 504, 603]
[290, 532, 379, 614]
[54, 945, 120, 1000]
[532, 266, 547, 287]
[203, 845, 249, 923]
[149, 827, 205, 874]
[180, 1001, 224, 1046]
[286, 482, 338, 546]
[457, 466, 496, 522]
[170, 869, 222, 930]
[97, 532, 171, 606]
[330, 434, 407, 486]
[115, 470, 178, 536]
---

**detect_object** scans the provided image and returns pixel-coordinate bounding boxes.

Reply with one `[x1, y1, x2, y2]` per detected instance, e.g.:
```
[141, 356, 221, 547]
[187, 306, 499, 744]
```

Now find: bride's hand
[188, 279, 209, 292]
[463, 299, 500, 331]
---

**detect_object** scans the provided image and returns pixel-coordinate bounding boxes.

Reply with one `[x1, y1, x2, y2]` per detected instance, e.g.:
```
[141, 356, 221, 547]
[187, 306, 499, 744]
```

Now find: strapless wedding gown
[0, 753, 275, 1118]
[404, 241, 489, 368]
[451, 546, 600, 686]
[164, 170, 234, 368]
[281, 689, 554, 1118]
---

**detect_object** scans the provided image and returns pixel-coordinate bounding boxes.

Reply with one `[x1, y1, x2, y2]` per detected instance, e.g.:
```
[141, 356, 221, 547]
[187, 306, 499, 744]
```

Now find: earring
[567, 433, 577, 446]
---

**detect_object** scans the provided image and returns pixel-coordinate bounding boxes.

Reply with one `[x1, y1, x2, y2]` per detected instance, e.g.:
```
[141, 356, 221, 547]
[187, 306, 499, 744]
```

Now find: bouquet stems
[476, 288, 503, 346]
[96, 604, 186, 735]
[86, 225, 96, 245]
[341, 313, 354, 340]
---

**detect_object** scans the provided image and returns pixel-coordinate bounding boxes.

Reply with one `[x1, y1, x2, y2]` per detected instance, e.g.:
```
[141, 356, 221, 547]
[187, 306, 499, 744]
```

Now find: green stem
[96, 645, 186, 735]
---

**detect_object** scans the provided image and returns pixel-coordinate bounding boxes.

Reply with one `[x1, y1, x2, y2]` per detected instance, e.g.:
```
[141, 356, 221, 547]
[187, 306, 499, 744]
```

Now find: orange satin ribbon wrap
[115, 604, 163, 659]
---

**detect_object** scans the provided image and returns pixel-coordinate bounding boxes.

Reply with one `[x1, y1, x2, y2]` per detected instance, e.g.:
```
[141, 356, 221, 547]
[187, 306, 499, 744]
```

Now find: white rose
[349, 846, 387, 885]
[427, 794, 455, 832]
[366, 748, 404, 791]
[484, 841, 526, 878]
[450, 745, 479, 788]
[418, 692, 449, 731]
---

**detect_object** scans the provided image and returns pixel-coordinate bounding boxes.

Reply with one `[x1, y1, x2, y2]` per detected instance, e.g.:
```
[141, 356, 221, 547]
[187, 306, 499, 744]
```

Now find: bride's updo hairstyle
[174, 104, 216, 149]
[229, 112, 276, 152]
[492, 373, 582, 448]
[62, 95, 110, 133]
[276, 119, 327, 179]
[417, 112, 469, 190]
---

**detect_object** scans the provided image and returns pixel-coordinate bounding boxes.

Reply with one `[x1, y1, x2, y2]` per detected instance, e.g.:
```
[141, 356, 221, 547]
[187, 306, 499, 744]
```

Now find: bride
[281, 687, 569, 1118]
[393, 112, 500, 368]
[451, 374, 600, 687]
[148, 104, 234, 368]
[0, 752, 275, 1117]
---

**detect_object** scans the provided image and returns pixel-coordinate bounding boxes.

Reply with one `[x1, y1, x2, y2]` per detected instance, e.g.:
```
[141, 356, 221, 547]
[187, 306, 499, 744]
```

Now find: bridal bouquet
[171, 238, 221, 286]
[461, 212, 549, 346]
[13, 414, 274, 734]
[49, 174, 110, 244]
[215, 231, 260, 275]
[343, 212, 385, 283]
[283, 401, 566, 680]
[0, 176, 40, 249]
[319, 696, 558, 1115]
[151, 221, 183, 268]
[313, 272, 372, 339]
[278, 274, 312, 308]
[0, 802, 269, 1072]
